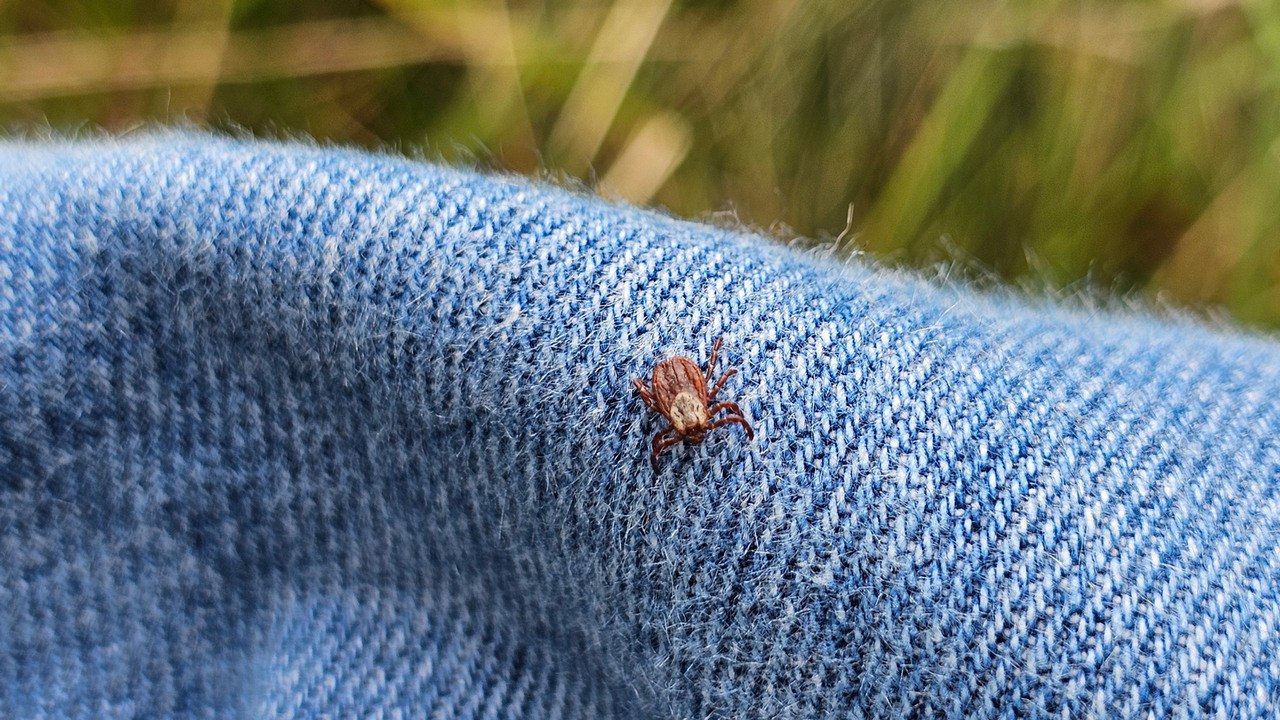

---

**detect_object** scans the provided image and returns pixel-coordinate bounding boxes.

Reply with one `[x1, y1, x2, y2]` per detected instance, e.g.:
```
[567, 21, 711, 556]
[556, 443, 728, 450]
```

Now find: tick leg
[710, 414, 754, 441]
[709, 401, 754, 440]
[709, 400, 744, 417]
[703, 337, 723, 381]
[632, 378, 657, 410]
[651, 427, 681, 472]
[708, 368, 737, 401]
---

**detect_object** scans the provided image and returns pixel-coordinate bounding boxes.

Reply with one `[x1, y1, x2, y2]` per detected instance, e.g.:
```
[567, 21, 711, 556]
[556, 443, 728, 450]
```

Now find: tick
[632, 338, 755, 472]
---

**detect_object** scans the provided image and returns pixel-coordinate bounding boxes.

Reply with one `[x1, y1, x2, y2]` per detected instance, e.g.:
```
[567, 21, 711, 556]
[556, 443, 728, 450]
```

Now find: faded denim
[2, 133, 1279, 717]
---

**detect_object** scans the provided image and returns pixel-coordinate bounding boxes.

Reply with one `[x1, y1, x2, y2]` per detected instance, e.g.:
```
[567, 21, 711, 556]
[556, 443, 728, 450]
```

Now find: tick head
[668, 391, 710, 436]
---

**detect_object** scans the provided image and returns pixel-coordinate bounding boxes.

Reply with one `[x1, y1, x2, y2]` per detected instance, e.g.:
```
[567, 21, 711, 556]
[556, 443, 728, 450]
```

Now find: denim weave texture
[2, 133, 1280, 718]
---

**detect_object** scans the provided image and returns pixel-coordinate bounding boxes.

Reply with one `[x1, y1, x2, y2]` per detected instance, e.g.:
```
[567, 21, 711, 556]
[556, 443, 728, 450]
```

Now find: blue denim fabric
[2, 133, 1279, 718]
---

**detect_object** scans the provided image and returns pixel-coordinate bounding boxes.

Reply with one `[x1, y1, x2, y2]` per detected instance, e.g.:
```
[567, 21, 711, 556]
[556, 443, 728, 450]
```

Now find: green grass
[5, 1, 1280, 328]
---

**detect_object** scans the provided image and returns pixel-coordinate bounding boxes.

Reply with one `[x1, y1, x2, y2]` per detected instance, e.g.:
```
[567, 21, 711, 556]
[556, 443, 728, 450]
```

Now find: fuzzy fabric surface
[2, 133, 1280, 718]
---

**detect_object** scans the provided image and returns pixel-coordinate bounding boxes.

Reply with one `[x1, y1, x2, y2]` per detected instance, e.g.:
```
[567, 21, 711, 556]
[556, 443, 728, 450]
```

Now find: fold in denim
[2, 133, 1278, 718]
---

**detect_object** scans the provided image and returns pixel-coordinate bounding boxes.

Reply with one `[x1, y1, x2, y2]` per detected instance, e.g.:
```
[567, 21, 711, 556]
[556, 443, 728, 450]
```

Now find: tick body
[633, 338, 754, 472]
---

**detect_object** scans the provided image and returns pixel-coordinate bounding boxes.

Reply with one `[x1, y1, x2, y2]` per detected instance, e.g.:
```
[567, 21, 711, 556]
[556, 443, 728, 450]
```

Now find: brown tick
[633, 338, 754, 472]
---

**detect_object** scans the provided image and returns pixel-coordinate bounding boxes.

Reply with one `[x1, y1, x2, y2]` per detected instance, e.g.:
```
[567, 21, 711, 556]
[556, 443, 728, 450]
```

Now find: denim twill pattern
[1, 133, 1279, 718]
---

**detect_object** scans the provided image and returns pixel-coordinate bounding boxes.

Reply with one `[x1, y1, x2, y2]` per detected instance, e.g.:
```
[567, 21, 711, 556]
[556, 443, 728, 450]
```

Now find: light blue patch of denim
[2, 133, 1279, 717]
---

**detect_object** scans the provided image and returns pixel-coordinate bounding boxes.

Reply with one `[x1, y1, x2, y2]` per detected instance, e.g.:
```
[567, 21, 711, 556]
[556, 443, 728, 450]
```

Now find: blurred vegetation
[5, 1, 1280, 327]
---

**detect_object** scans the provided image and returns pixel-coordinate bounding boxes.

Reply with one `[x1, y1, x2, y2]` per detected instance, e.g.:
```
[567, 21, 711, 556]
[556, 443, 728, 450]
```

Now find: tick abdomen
[652, 358, 706, 406]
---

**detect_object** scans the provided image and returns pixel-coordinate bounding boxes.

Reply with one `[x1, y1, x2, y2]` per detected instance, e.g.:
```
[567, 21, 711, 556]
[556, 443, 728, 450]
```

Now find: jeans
[2, 133, 1278, 717]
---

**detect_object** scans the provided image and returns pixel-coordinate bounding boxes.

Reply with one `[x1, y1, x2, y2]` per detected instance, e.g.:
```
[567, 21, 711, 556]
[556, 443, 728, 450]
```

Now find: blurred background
[5, 1, 1280, 328]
